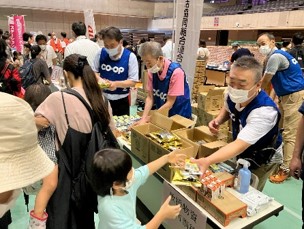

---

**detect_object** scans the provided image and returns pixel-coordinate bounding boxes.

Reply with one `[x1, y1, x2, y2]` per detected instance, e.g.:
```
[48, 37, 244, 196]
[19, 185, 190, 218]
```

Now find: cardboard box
[131, 111, 195, 165]
[213, 172, 235, 188]
[196, 190, 247, 226]
[205, 69, 228, 86]
[199, 141, 227, 158]
[174, 126, 226, 158]
[150, 111, 195, 131]
[196, 60, 206, 67]
[131, 123, 162, 163]
[191, 103, 198, 116]
[177, 185, 198, 202]
[149, 138, 197, 181]
[197, 86, 226, 112]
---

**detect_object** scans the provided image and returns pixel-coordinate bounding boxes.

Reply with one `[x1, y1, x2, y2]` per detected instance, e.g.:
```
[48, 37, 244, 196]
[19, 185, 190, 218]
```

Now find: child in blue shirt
[89, 148, 185, 229]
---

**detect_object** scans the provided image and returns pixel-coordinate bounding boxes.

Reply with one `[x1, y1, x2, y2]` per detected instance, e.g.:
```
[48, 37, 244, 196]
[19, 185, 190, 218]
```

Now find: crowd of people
[1, 22, 304, 229]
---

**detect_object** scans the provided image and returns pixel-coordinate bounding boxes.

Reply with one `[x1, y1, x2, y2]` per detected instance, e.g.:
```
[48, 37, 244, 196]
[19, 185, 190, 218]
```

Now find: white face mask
[0, 189, 21, 218]
[148, 62, 161, 74]
[105, 45, 120, 57]
[122, 168, 135, 192]
[259, 45, 271, 56]
[39, 45, 46, 51]
[228, 85, 256, 104]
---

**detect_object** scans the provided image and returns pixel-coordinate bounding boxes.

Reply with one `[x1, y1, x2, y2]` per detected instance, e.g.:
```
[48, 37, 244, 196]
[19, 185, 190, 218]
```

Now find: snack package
[98, 79, 111, 89]
[171, 159, 202, 187]
[147, 131, 182, 151]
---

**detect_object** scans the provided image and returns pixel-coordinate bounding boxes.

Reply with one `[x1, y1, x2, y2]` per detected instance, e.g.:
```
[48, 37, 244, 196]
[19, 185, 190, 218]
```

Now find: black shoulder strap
[60, 91, 70, 126]
[62, 89, 97, 124]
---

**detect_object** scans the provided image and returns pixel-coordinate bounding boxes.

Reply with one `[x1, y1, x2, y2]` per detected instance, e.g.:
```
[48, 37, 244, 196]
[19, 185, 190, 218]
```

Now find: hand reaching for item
[159, 195, 181, 220]
[208, 119, 220, 134]
[168, 149, 187, 166]
[190, 157, 209, 179]
[129, 116, 151, 130]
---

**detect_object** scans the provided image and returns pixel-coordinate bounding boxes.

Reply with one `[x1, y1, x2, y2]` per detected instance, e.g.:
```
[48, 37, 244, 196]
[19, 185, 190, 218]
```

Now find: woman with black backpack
[34, 54, 116, 229]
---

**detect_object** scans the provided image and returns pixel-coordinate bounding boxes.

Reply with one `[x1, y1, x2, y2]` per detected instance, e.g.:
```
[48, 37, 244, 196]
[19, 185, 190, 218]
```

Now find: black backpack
[62, 89, 119, 211]
[19, 59, 37, 89]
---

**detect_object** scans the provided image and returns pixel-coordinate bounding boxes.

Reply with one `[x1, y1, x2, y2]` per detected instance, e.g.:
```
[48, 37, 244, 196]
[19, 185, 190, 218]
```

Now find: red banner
[13, 15, 25, 52]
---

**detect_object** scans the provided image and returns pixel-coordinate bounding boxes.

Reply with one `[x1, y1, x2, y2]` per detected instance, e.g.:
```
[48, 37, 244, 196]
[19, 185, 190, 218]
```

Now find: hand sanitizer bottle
[237, 159, 251, 194]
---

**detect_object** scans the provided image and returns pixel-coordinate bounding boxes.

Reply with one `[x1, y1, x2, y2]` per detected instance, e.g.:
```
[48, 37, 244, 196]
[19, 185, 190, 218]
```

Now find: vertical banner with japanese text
[13, 15, 25, 52]
[84, 9, 96, 39]
[173, 0, 203, 96]
[163, 180, 207, 229]
[8, 16, 15, 50]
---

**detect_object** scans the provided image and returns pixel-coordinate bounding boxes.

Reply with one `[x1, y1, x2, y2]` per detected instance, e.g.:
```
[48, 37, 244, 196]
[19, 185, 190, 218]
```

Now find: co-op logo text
[101, 64, 125, 74]
[153, 89, 167, 102]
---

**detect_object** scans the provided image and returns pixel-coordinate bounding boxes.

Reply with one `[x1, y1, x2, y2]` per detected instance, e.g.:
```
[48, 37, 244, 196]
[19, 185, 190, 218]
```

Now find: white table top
[117, 137, 284, 229]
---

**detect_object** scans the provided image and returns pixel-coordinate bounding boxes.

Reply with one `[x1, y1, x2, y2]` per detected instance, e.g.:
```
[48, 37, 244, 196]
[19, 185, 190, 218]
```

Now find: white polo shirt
[40, 45, 57, 68]
[64, 35, 100, 68]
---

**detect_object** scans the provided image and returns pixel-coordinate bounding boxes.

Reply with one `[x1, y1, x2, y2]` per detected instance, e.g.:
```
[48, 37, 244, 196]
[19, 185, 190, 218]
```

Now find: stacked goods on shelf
[194, 85, 232, 142]
[207, 45, 265, 66]
[114, 115, 141, 143]
[192, 60, 207, 103]
[137, 70, 148, 102]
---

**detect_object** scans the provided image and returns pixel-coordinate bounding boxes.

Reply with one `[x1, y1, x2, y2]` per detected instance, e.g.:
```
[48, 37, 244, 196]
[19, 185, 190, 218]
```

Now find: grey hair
[231, 56, 263, 83]
[258, 32, 275, 41]
[138, 41, 163, 58]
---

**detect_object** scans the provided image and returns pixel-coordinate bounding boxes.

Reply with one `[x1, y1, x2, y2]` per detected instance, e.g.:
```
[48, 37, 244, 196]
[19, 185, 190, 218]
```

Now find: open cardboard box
[149, 137, 198, 181]
[174, 125, 227, 158]
[131, 111, 196, 164]
[131, 123, 162, 163]
[197, 85, 226, 111]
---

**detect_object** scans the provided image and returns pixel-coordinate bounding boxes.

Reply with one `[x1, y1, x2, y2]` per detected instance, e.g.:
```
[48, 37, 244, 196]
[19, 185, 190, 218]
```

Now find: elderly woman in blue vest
[192, 56, 283, 191]
[136, 41, 191, 125]
[92, 26, 138, 116]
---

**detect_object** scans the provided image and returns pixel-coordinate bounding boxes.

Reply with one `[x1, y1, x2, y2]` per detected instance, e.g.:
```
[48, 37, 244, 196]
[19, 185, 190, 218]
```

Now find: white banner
[173, 0, 203, 96]
[163, 180, 207, 229]
[84, 9, 96, 39]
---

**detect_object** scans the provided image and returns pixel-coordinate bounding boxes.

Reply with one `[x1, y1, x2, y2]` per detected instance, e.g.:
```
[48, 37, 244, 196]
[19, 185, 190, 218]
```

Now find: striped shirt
[64, 35, 100, 68]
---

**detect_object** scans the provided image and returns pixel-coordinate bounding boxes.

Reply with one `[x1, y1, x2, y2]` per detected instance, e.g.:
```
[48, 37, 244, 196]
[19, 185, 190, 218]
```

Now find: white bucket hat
[0, 92, 54, 193]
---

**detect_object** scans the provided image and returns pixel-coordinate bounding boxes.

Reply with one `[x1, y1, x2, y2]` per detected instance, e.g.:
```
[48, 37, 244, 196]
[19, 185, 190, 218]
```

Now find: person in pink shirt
[136, 41, 191, 125]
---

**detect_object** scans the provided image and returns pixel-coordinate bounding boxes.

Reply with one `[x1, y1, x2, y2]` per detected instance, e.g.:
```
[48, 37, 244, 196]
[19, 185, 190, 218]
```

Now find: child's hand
[159, 195, 181, 220]
[168, 149, 186, 167]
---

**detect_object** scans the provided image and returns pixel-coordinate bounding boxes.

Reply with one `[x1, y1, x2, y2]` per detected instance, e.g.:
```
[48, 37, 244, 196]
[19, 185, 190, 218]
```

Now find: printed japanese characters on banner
[84, 10, 96, 39]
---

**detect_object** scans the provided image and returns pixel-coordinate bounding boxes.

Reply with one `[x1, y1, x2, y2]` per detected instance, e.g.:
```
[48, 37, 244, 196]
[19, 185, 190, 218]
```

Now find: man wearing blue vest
[93, 27, 138, 116]
[192, 56, 282, 191]
[135, 41, 191, 125]
[257, 32, 304, 183]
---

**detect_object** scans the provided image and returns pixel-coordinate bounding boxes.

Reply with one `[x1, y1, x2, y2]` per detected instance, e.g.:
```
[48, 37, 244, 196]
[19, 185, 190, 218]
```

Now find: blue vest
[227, 90, 282, 165]
[271, 50, 304, 96]
[99, 48, 131, 95]
[152, 62, 192, 118]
